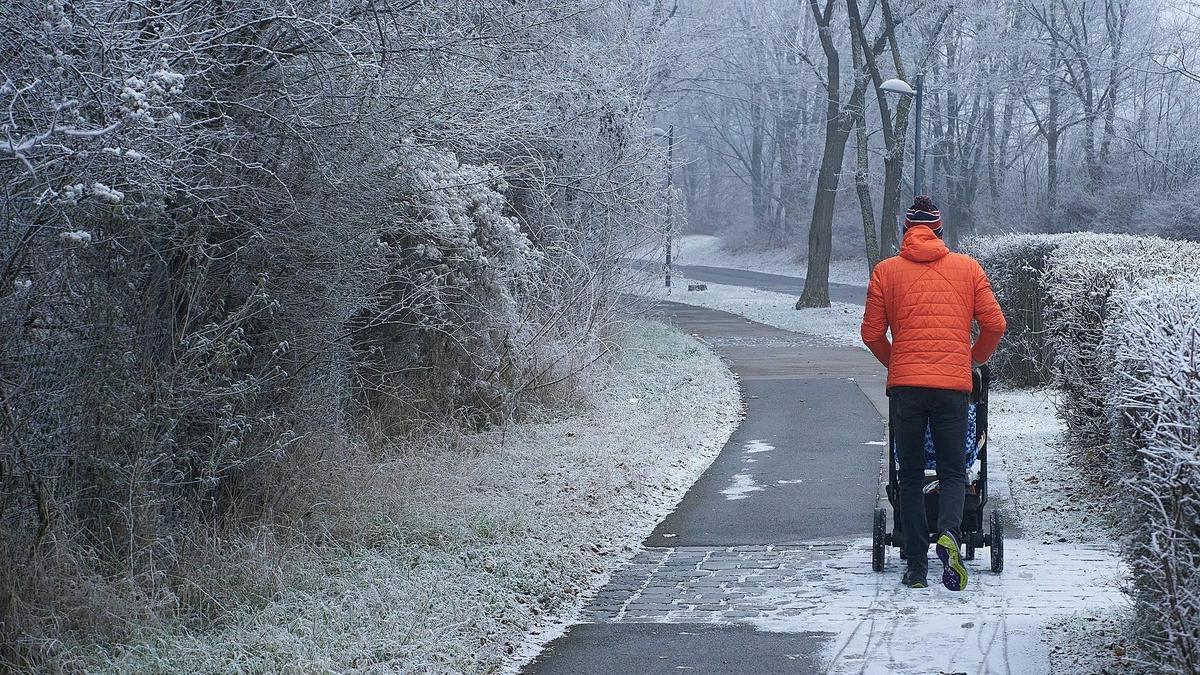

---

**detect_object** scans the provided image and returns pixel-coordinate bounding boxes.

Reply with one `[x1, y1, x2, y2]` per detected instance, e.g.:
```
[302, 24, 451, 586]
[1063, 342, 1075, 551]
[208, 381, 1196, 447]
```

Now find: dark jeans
[890, 386, 969, 572]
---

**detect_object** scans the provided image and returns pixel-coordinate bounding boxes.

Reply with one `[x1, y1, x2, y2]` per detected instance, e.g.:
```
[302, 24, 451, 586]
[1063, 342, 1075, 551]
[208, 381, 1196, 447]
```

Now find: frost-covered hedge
[966, 234, 1071, 386]
[972, 232, 1200, 672]
[1103, 280, 1200, 673]
[968, 234, 1200, 447]
[1042, 235, 1200, 452]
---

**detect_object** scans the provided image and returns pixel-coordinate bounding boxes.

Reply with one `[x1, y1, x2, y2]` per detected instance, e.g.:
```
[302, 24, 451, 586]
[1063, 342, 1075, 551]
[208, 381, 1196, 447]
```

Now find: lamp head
[879, 78, 916, 96]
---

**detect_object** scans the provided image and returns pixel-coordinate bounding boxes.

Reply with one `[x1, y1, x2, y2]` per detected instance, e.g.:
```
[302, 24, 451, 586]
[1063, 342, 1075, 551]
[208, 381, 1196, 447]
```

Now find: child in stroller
[872, 367, 1004, 579]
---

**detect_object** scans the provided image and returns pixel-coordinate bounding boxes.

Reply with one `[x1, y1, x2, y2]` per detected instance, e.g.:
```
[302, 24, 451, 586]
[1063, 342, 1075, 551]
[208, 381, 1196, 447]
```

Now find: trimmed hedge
[1042, 236, 1200, 452]
[1103, 280, 1200, 673]
[970, 233, 1200, 673]
[965, 234, 1071, 386]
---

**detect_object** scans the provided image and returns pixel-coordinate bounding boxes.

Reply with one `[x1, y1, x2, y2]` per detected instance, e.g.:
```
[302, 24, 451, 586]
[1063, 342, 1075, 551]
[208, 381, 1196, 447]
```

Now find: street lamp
[649, 125, 674, 289]
[880, 75, 924, 197]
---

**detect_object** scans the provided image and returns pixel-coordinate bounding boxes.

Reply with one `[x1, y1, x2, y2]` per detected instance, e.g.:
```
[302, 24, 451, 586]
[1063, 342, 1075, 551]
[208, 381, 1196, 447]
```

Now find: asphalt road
[674, 263, 868, 305]
[526, 265, 1018, 674]
[525, 301, 886, 674]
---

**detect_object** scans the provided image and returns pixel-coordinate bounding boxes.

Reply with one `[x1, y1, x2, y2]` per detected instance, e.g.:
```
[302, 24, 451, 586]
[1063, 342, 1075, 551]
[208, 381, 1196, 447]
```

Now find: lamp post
[649, 125, 675, 289]
[880, 75, 924, 251]
[879, 74, 924, 197]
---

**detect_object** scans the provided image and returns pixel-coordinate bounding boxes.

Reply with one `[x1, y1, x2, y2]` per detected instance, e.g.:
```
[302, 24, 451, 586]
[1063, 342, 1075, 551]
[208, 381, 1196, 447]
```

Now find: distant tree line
[650, 0, 1200, 306]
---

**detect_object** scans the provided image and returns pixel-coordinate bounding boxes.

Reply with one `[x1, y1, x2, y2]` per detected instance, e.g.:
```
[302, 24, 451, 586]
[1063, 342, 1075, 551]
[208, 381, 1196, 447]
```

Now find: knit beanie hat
[904, 195, 943, 238]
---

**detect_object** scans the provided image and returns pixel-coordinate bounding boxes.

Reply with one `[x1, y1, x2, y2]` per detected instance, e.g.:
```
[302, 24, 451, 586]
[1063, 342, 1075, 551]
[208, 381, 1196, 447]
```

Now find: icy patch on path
[721, 473, 765, 500]
[747, 539, 1125, 674]
[744, 439, 774, 453]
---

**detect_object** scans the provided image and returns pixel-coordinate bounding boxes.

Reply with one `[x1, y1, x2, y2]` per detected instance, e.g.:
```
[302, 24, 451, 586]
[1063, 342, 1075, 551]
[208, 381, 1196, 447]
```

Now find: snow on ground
[66, 321, 742, 673]
[1044, 606, 1149, 675]
[769, 385, 1130, 674]
[988, 387, 1112, 544]
[740, 538, 1125, 674]
[981, 386, 1137, 673]
[672, 234, 869, 286]
[634, 271, 866, 348]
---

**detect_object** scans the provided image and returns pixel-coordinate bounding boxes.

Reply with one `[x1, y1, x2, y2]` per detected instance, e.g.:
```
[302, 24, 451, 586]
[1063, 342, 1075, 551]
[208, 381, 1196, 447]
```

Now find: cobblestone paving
[584, 543, 850, 623]
[579, 539, 1124, 673]
[587, 540, 1120, 624]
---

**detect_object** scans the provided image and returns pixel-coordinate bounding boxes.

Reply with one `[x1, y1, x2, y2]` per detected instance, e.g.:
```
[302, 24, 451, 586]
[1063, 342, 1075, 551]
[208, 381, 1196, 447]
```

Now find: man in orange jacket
[860, 195, 1007, 591]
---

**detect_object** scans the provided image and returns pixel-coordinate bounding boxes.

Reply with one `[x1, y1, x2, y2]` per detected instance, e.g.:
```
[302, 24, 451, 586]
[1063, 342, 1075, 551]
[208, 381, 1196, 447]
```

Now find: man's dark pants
[889, 386, 969, 574]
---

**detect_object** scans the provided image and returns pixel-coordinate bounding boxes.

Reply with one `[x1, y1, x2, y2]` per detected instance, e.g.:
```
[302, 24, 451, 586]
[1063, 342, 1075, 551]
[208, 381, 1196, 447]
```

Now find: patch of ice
[721, 473, 764, 500]
[743, 439, 773, 454]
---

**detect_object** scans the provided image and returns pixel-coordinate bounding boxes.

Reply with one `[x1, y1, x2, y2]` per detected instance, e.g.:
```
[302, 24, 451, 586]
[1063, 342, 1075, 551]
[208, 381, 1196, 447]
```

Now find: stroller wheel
[872, 507, 886, 572]
[989, 510, 1004, 573]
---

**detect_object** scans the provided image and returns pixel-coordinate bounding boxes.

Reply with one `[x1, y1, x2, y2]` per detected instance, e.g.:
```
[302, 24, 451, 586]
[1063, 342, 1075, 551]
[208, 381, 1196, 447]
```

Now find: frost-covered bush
[0, 0, 667, 665]
[1042, 234, 1200, 454]
[1103, 280, 1200, 673]
[965, 234, 1071, 386]
[354, 144, 541, 427]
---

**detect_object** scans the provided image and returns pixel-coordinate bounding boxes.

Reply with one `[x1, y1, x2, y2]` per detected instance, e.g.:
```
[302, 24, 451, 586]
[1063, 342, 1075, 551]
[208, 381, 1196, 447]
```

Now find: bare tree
[795, 0, 889, 308]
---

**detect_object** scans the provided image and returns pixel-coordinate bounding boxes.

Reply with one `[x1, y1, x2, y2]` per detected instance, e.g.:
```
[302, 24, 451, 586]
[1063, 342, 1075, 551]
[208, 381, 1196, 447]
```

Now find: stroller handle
[971, 365, 991, 404]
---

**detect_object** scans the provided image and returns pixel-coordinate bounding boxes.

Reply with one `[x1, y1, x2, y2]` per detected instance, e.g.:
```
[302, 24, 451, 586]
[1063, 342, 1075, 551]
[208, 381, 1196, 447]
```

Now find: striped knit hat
[904, 195, 943, 238]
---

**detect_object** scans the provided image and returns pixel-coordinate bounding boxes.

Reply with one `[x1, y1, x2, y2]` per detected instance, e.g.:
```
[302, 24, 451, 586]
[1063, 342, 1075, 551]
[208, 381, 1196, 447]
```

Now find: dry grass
[1, 319, 740, 673]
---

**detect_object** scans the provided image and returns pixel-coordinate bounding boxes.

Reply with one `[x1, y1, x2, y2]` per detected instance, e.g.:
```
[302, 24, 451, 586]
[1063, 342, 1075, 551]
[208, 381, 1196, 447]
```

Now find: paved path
[644, 307, 885, 547]
[524, 269, 1120, 675]
[625, 259, 867, 304]
[526, 301, 887, 674]
[675, 264, 867, 305]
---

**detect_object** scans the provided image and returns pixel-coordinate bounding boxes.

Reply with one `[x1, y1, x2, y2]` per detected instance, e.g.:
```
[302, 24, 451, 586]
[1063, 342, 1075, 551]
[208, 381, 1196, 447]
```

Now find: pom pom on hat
[905, 195, 943, 237]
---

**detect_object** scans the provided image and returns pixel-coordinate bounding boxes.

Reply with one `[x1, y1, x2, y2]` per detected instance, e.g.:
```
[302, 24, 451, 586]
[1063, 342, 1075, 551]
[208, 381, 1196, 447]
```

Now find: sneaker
[901, 568, 928, 588]
[936, 530, 969, 591]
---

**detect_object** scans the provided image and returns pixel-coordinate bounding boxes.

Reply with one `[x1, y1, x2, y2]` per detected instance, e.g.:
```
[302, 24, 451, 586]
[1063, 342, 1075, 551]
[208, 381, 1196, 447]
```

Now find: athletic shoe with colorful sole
[936, 532, 969, 591]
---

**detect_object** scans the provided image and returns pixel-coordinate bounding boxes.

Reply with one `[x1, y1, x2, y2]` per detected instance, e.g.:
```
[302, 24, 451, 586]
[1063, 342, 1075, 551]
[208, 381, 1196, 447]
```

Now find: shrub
[0, 0, 668, 664]
[1041, 235, 1200, 454]
[965, 234, 1071, 386]
[1102, 280, 1200, 674]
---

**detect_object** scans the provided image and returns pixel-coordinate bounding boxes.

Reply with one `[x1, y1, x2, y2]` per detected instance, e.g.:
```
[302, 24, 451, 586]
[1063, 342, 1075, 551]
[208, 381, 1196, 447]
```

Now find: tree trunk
[797, 120, 851, 309]
[1100, 0, 1127, 167]
[779, 128, 802, 242]
[1046, 56, 1061, 231]
[797, 0, 842, 309]
[778, 37, 804, 242]
[854, 113, 879, 272]
[749, 87, 769, 235]
[850, 38, 879, 271]
[1046, 130, 1059, 230]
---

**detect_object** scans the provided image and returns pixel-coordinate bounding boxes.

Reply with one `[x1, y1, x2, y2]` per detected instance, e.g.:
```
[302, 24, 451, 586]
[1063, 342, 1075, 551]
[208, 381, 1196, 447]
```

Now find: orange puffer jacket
[860, 226, 1007, 393]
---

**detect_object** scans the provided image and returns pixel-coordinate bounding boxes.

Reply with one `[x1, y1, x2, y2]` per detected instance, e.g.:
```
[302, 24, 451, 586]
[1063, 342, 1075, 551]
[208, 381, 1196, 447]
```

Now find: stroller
[872, 365, 1004, 573]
